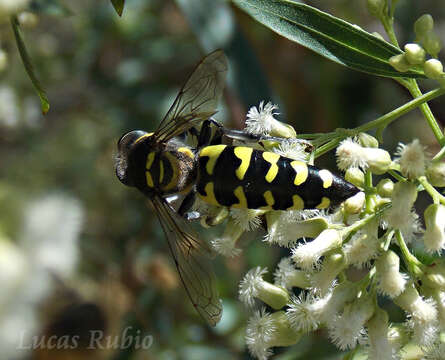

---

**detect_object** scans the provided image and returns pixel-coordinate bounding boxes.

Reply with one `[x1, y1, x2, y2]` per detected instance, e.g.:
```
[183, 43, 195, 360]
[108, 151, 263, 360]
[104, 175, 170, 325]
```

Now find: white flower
[365, 308, 393, 360]
[328, 296, 374, 350]
[336, 138, 392, 173]
[395, 283, 439, 346]
[245, 308, 276, 360]
[265, 211, 326, 247]
[319, 281, 357, 324]
[395, 140, 426, 179]
[383, 182, 422, 244]
[245, 101, 296, 138]
[239, 267, 289, 309]
[310, 251, 346, 296]
[376, 250, 407, 298]
[272, 140, 308, 161]
[230, 208, 263, 231]
[273, 257, 310, 290]
[245, 101, 279, 135]
[336, 138, 368, 170]
[211, 220, 243, 257]
[246, 309, 300, 360]
[291, 229, 342, 270]
[423, 204, 445, 253]
[343, 221, 380, 269]
[286, 292, 330, 333]
[423, 340, 445, 360]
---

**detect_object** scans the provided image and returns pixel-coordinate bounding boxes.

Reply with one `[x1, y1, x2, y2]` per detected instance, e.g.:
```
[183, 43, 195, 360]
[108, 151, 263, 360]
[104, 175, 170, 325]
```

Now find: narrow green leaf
[10, 16, 50, 114]
[111, 0, 125, 16]
[233, 0, 424, 78]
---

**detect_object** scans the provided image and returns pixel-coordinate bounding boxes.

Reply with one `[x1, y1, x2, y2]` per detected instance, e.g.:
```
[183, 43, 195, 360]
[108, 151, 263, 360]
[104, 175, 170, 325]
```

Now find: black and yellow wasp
[115, 50, 359, 326]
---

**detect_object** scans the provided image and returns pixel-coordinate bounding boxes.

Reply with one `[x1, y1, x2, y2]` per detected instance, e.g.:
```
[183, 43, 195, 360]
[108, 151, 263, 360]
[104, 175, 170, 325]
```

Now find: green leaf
[233, 0, 425, 78]
[10, 16, 50, 114]
[111, 0, 125, 16]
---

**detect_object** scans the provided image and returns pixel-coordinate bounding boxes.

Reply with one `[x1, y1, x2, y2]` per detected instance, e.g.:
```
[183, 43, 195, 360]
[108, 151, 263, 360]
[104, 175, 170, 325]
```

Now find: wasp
[115, 50, 359, 326]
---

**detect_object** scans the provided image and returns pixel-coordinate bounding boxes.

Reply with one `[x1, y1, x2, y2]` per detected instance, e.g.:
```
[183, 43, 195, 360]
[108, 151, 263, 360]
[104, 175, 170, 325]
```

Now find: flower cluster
[388, 14, 444, 84]
[203, 102, 445, 359]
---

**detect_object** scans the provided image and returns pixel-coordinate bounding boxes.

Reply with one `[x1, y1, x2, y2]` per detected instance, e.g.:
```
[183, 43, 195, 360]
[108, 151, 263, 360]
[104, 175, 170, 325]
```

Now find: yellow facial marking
[199, 182, 219, 206]
[199, 145, 227, 175]
[262, 151, 281, 183]
[146, 171, 154, 188]
[263, 190, 275, 208]
[178, 147, 194, 159]
[162, 152, 179, 191]
[316, 197, 331, 209]
[287, 194, 304, 210]
[159, 160, 164, 184]
[319, 169, 333, 188]
[233, 186, 248, 208]
[290, 161, 308, 186]
[233, 147, 253, 180]
[146, 152, 156, 170]
[134, 132, 154, 144]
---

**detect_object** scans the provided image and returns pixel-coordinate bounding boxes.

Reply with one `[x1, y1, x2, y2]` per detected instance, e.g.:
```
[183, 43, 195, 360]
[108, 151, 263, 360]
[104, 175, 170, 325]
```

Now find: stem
[343, 203, 391, 236]
[382, 229, 395, 251]
[354, 87, 445, 134]
[364, 170, 373, 214]
[418, 176, 445, 205]
[313, 88, 445, 158]
[395, 230, 423, 276]
[405, 79, 445, 145]
[388, 170, 406, 182]
[382, 16, 400, 47]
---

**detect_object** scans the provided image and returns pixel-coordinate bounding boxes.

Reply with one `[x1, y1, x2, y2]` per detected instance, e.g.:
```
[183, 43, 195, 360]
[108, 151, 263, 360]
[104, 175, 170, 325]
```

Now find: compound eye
[117, 130, 148, 155]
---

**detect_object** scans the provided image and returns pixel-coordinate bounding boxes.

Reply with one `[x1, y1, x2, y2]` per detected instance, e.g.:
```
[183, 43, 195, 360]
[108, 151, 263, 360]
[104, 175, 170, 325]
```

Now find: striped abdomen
[196, 145, 359, 210]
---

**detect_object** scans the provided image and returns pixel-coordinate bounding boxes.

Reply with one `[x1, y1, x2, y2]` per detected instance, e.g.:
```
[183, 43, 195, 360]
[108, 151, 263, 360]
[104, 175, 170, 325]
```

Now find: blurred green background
[0, 0, 444, 359]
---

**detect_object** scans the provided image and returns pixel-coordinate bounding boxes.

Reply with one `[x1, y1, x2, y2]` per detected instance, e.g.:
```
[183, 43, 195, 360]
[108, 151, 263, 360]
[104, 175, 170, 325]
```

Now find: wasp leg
[178, 191, 197, 218]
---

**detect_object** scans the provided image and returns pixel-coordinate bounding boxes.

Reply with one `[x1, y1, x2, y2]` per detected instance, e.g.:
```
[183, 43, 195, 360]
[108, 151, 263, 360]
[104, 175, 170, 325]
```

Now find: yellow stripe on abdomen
[234, 147, 253, 180]
[262, 152, 281, 183]
[198, 182, 220, 206]
[290, 161, 308, 186]
[199, 145, 227, 175]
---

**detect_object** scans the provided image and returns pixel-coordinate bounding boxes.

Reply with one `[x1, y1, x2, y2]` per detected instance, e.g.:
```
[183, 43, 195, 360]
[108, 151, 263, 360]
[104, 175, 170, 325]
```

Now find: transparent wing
[154, 50, 228, 142]
[151, 196, 222, 326]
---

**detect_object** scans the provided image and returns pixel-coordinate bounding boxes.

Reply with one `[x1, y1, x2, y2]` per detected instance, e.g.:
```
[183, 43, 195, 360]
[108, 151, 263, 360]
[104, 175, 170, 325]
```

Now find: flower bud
[423, 204, 445, 253]
[404, 43, 426, 65]
[376, 250, 407, 297]
[344, 191, 365, 214]
[18, 11, 38, 28]
[389, 54, 411, 72]
[311, 251, 346, 296]
[366, 148, 392, 174]
[424, 59, 444, 80]
[367, 308, 392, 360]
[246, 309, 301, 360]
[292, 229, 342, 270]
[423, 31, 442, 58]
[426, 162, 445, 187]
[423, 261, 445, 290]
[377, 178, 394, 197]
[239, 267, 290, 309]
[345, 167, 365, 188]
[387, 323, 409, 351]
[357, 132, 379, 148]
[266, 212, 328, 247]
[366, 0, 385, 18]
[414, 14, 434, 40]
[274, 258, 311, 290]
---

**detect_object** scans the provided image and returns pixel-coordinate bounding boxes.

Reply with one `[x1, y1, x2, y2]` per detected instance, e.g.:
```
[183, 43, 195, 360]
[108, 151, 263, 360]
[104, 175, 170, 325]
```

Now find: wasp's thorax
[116, 130, 196, 196]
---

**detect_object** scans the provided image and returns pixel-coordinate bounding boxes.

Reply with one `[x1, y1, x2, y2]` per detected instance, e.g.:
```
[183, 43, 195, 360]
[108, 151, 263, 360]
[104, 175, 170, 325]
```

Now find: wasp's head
[115, 130, 153, 186]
